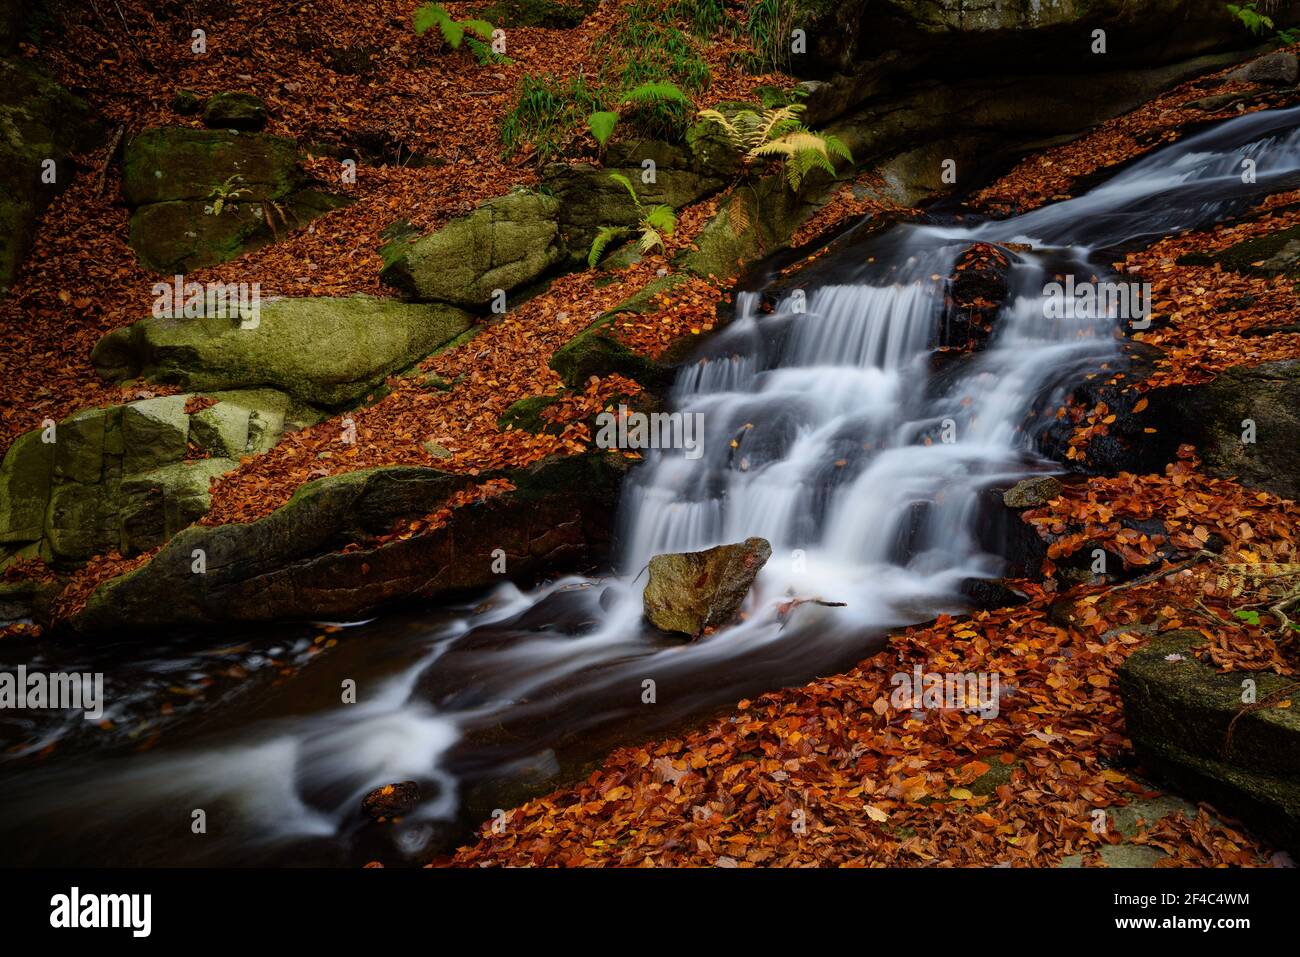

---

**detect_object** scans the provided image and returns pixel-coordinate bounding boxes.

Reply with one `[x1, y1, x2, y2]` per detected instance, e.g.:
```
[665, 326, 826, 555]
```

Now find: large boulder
[0, 389, 320, 565]
[380, 191, 564, 307]
[70, 453, 629, 635]
[120, 127, 349, 273]
[92, 296, 474, 408]
[642, 537, 772, 637]
[0, 57, 99, 297]
[1119, 630, 1300, 855]
[1148, 361, 1300, 501]
[799, 0, 1274, 79]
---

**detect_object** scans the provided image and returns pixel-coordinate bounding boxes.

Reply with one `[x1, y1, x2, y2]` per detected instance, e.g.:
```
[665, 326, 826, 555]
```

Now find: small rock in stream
[361, 781, 420, 821]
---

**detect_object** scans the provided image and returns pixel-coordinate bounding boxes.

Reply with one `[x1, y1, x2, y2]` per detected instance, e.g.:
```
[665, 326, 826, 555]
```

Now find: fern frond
[643, 204, 676, 236]
[413, 2, 447, 35]
[460, 18, 494, 40]
[439, 16, 465, 48]
[588, 225, 627, 268]
[606, 171, 640, 206]
[637, 226, 665, 254]
[727, 194, 751, 236]
[622, 81, 688, 105]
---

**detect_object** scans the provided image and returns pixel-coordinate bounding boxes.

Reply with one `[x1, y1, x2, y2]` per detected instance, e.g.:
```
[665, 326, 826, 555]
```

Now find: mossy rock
[92, 296, 474, 408]
[643, 537, 772, 637]
[380, 191, 564, 307]
[498, 393, 563, 433]
[71, 452, 628, 634]
[202, 92, 268, 131]
[1119, 630, 1300, 854]
[122, 127, 301, 207]
[1177, 225, 1300, 278]
[0, 56, 99, 297]
[1, 388, 323, 564]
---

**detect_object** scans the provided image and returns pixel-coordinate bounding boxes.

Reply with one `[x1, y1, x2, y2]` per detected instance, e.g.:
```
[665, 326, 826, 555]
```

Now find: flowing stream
[4, 106, 1300, 866]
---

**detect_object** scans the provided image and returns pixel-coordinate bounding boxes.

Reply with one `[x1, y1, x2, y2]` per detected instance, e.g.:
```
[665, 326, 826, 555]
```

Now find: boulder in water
[1002, 476, 1062, 509]
[361, 781, 420, 821]
[643, 537, 772, 638]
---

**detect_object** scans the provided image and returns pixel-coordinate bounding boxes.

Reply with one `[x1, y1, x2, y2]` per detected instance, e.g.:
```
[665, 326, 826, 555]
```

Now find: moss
[1176, 224, 1300, 277]
[473, 0, 597, 27]
[498, 393, 563, 433]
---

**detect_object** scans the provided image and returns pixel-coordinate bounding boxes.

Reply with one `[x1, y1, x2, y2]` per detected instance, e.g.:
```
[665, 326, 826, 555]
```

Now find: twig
[1109, 550, 1218, 592]
[96, 125, 125, 196]
[111, 0, 156, 74]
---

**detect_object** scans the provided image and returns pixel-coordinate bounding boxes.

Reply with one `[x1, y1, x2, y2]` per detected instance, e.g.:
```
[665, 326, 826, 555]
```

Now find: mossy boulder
[1119, 630, 1300, 854]
[92, 296, 474, 408]
[0, 56, 99, 297]
[1153, 360, 1300, 501]
[71, 452, 630, 635]
[120, 126, 349, 273]
[643, 537, 772, 637]
[202, 92, 269, 131]
[0, 390, 321, 564]
[380, 191, 564, 307]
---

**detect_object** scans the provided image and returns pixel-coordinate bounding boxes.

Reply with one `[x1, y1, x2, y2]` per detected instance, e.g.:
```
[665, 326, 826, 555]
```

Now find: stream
[3, 106, 1300, 867]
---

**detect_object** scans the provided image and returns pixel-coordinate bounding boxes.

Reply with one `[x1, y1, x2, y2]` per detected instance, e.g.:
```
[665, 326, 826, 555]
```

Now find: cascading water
[5, 105, 1300, 866]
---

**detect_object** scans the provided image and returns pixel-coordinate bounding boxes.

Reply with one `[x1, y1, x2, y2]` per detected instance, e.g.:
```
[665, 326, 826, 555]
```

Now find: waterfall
[5, 105, 1300, 866]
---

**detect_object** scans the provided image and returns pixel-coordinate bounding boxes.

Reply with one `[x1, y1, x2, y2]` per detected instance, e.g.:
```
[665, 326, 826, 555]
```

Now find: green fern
[414, 3, 496, 53]
[588, 225, 629, 267]
[1227, 2, 1274, 35]
[586, 174, 677, 267]
[697, 103, 853, 195]
[622, 81, 689, 106]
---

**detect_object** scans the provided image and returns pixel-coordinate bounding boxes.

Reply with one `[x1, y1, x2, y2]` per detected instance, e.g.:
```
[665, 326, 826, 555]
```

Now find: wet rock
[1228, 50, 1299, 86]
[380, 191, 564, 307]
[202, 91, 268, 131]
[973, 487, 1049, 579]
[361, 781, 420, 821]
[1119, 630, 1300, 855]
[957, 577, 1028, 610]
[92, 296, 473, 408]
[71, 453, 629, 635]
[1003, 476, 1063, 509]
[643, 537, 772, 638]
[1150, 360, 1300, 501]
[939, 242, 1012, 350]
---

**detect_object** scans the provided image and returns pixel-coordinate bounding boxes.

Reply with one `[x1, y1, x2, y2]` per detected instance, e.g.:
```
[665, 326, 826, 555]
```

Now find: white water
[6, 105, 1300, 865]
